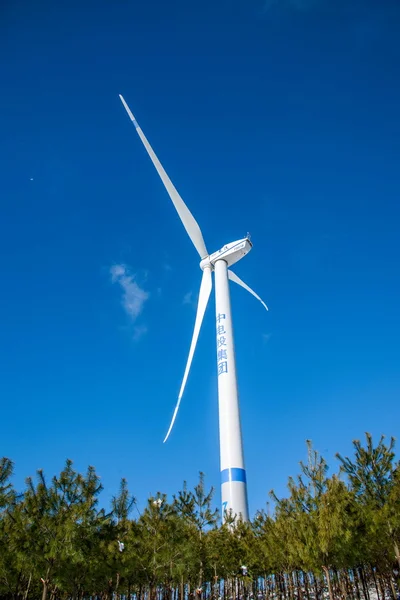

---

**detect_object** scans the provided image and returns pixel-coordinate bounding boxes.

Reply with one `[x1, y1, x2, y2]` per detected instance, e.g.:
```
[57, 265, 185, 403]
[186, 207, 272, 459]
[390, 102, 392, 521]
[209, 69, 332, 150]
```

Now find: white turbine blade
[163, 268, 212, 443]
[228, 269, 269, 311]
[119, 94, 208, 259]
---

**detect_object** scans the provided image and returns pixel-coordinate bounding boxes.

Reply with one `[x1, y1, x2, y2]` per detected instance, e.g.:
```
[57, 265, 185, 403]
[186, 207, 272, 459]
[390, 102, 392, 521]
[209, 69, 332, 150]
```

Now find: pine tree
[0, 457, 15, 510]
[337, 433, 400, 569]
[174, 472, 219, 594]
[1, 431, 400, 600]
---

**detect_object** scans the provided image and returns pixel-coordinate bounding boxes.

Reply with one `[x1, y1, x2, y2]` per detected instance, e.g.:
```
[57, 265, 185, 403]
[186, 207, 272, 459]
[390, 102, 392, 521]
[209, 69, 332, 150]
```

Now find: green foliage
[0, 457, 15, 510]
[1, 434, 400, 600]
[336, 433, 397, 506]
[112, 477, 137, 523]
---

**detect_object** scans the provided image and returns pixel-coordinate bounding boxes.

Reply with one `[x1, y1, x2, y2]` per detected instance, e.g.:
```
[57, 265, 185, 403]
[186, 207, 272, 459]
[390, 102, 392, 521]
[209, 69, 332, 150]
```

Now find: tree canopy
[1, 433, 399, 600]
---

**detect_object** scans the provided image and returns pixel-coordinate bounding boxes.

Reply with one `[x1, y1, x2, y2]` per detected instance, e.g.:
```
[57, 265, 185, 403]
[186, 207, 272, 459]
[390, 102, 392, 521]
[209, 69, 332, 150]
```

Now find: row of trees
[1, 434, 400, 600]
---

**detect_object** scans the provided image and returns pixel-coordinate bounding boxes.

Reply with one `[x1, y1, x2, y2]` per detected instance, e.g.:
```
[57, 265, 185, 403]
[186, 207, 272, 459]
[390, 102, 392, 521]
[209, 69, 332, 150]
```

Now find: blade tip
[118, 94, 139, 129]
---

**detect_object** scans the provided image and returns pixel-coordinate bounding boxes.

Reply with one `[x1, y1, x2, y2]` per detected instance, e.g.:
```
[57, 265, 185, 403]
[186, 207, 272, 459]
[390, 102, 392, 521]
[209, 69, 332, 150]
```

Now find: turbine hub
[199, 256, 212, 271]
[200, 237, 252, 270]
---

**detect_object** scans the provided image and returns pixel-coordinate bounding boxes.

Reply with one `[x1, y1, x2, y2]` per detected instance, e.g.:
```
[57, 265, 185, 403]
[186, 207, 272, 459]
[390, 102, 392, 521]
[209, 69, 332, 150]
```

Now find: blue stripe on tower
[221, 468, 247, 484]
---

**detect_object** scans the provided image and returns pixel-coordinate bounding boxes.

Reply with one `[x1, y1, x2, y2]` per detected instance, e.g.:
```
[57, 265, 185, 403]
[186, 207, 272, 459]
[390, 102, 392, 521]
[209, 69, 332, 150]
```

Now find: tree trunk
[312, 573, 319, 600]
[295, 571, 303, 600]
[332, 568, 339, 600]
[322, 567, 334, 600]
[49, 585, 58, 600]
[370, 566, 381, 600]
[41, 582, 48, 600]
[353, 569, 361, 600]
[280, 574, 285, 600]
[303, 572, 311, 600]
[389, 576, 397, 600]
[377, 571, 386, 600]
[23, 574, 32, 600]
[277, 573, 283, 600]
[348, 569, 357, 600]
[337, 569, 347, 600]
[394, 541, 400, 570]
[150, 585, 157, 600]
[288, 572, 295, 600]
[198, 561, 203, 592]
[267, 574, 272, 600]
[358, 567, 370, 600]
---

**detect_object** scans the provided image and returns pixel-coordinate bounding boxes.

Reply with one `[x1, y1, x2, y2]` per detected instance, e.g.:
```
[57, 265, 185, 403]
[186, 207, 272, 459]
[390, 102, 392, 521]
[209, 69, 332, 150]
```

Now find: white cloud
[110, 264, 149, 322]
[262, 333, 272, 343]
[183, 291, 193, 305]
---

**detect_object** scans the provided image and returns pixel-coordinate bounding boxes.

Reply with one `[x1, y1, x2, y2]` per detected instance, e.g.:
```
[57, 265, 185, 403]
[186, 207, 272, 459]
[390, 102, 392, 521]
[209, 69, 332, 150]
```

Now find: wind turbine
[119, 94, 268, 521]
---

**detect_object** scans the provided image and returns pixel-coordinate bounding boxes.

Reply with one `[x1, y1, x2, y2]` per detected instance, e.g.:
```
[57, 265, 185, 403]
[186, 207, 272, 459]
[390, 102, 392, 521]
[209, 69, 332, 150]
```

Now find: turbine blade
[228, 269, 269, 312]
[119, 94, 208, 259]
[163, 268, 212, 442]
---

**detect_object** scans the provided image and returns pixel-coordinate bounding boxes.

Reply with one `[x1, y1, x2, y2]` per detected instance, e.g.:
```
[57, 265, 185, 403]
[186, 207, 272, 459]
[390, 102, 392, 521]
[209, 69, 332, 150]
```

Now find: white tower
[119, 95, 268, 521]
[214, 259, 248, 518]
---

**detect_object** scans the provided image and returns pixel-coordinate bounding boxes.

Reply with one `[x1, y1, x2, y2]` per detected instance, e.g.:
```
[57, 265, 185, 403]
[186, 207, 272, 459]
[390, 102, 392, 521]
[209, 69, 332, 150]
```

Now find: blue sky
[1, 0, 400, 515]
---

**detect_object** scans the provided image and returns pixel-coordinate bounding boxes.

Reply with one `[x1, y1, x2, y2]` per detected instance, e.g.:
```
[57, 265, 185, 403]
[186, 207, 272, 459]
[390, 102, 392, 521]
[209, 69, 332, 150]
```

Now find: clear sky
[1, 0, 400, 515]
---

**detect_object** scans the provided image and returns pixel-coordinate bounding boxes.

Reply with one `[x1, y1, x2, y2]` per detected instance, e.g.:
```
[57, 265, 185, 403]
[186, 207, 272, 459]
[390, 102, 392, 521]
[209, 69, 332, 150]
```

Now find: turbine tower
[119, 95, 268, 522]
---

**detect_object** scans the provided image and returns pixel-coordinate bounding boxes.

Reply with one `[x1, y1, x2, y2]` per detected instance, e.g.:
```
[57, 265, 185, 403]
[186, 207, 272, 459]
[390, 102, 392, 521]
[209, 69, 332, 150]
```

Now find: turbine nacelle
[200, 237, 252, 271]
